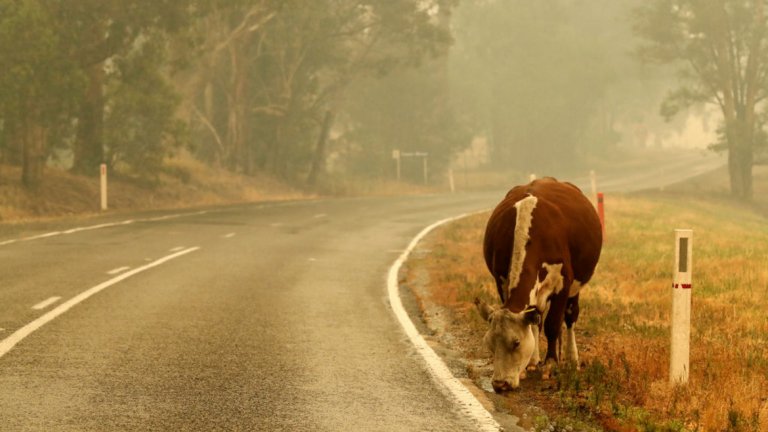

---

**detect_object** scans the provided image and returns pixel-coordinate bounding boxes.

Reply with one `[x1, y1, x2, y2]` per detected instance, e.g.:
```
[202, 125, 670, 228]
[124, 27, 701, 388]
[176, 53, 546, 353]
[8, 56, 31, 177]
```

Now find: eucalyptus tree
[185, 0, 455, 184]
[340, 60, 471, 184]
[0, 0, 81, 188]
[178, 0, 280, 173]
[332, 0, 462, 185]
[448, 1, 666, 172]
[634, 0, 768, 200]
[58, 0, 192, 176]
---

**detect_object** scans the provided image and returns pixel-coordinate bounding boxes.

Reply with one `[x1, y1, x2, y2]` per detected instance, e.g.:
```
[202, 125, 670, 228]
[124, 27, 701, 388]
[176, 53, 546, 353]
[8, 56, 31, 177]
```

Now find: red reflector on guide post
[672, 283, 692, 289]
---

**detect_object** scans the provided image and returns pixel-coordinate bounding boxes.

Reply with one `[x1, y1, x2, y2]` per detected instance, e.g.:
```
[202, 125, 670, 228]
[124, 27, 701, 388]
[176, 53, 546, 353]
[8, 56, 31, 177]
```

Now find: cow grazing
[476, 177, 602, 392]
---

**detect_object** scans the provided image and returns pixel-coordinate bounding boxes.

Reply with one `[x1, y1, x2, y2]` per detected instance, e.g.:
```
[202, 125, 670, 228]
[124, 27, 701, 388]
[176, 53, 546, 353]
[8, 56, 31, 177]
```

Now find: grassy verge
[405, 192, 768, 431]
[0, 154, 441, 223]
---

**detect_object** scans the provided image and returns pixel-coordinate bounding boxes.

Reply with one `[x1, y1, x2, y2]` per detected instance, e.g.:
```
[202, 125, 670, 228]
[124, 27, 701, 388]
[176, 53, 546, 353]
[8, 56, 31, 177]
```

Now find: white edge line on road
[32, 296, 62, 310]
[223, 233, 236, 238]
[107, 266, 131, 275]
[386, 209, 500, 432]
[0, 246, 200, 359]
[23, 231, 62, 241]
[2, 209, 212, 247]
[63, 221, 134, 235]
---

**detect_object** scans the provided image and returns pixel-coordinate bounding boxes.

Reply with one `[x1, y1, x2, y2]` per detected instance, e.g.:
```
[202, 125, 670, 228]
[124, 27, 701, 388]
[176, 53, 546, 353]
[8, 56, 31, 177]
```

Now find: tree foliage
[0, 0, 83, 187]
[634, 0, 768, 200]
[0, 0, 463, 191]
[182, 0, 454, 185]
[448, 1, 627, 172]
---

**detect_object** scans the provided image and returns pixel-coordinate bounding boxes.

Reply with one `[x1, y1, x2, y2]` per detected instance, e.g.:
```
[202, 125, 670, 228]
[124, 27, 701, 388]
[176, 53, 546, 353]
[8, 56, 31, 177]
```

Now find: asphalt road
[0, 151, 723, 431]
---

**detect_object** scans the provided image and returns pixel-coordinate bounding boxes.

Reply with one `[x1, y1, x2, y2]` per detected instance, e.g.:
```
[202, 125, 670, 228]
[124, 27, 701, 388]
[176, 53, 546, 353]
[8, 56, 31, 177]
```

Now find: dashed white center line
[107, 266, 131, 275]
[32, 296, 62, 311]
[0, 246, 200, 359]
[223, 232, 236, 238]
[313, 213, 327, 218]
[169, 246, 185, 252]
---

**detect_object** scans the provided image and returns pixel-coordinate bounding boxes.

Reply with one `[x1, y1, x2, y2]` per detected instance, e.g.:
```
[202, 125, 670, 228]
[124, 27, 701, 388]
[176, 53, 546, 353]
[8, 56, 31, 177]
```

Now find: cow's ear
[522, 307, 541, 326]
[474, 298, 495, 323]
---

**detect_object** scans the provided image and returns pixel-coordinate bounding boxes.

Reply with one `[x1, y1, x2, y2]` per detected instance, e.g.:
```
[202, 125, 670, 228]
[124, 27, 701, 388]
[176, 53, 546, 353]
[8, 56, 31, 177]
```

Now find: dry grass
[0, 156, 309, 223]
[408, 193, 768, 431]
[0, 153, 444, 223]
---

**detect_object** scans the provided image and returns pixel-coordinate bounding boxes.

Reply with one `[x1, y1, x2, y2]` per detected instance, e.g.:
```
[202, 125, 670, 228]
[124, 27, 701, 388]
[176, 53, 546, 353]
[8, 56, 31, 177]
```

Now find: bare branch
[190, 104, 225, 156]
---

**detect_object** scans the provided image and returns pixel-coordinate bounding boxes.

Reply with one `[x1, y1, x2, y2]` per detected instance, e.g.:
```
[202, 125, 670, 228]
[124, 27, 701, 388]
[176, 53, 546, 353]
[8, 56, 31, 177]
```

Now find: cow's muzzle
[491, 379, 518, 393]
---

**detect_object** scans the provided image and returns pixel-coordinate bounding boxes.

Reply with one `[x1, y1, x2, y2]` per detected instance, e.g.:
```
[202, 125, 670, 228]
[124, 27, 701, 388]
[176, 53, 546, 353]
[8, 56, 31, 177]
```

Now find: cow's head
[475, 298, 540, 392]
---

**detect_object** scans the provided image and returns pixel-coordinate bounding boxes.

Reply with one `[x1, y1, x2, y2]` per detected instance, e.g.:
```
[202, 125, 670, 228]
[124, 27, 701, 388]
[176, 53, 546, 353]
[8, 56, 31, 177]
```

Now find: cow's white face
[475, 299, 540, 392]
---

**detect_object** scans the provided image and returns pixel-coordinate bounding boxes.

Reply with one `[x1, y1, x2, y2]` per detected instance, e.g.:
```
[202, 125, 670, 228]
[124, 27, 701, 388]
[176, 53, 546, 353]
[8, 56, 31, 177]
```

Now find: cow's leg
[541, 296, 567, 380]
[527, 300, 550, 371]
[564, 292, 580, 365]
[527, 323, 542, 370]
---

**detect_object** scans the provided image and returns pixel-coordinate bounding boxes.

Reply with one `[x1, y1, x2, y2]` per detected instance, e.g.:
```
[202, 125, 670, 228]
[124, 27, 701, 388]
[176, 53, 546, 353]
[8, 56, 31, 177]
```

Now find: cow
[475, 177, 602, 393]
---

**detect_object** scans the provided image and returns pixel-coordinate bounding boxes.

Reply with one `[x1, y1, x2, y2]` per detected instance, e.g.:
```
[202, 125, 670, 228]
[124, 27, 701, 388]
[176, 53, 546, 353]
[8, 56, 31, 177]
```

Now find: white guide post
[100, 163, 108, 211]
[392, 150, 401, 181]
[670, 229, 692, 384]
[590, 170, 598, 207]
[448, 168, 455, 193]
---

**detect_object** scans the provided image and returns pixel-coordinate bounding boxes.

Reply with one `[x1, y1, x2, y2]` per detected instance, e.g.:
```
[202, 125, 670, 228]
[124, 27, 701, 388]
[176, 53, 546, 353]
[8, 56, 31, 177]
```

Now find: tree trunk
[226, 41, 250, 172]
[306, 110, 335, 187]
[2, 113, 23, 166]
[737, 142, 754, 200]
[21, 106, 47, 189]
[727, 146, 742, 197]
[725, 119, 755, 201]
[725, 0, 762, 202]
[72, 61, 105, 176]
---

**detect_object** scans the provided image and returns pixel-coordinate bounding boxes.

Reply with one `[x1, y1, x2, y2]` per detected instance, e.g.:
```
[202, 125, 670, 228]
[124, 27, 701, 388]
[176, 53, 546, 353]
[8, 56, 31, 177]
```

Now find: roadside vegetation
[0, 152, 440, 222]
[3, 1, 766, 214]
[404, 169, 768, 431]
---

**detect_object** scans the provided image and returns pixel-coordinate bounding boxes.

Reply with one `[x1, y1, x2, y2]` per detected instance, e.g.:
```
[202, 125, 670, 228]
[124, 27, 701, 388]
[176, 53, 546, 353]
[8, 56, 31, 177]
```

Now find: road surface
[0, 151, 723, 431]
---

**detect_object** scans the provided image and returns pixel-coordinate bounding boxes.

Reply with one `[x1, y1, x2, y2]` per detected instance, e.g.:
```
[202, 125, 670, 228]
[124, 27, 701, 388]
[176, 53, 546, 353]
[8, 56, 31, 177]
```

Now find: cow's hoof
[541, 360, 557, 380]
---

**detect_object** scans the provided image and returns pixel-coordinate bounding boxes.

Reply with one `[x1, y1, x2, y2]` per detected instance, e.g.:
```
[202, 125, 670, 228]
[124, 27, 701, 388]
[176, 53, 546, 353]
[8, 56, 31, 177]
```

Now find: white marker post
[448, 168, 455, 193]
[100, 163, 108, 211]
[670, 229, 693, 384]
[392, 149, 401, 181]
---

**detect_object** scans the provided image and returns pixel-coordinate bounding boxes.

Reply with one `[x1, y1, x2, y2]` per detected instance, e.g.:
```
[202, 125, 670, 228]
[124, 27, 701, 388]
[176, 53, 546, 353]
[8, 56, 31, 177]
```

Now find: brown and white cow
[475, 177, 602, 392]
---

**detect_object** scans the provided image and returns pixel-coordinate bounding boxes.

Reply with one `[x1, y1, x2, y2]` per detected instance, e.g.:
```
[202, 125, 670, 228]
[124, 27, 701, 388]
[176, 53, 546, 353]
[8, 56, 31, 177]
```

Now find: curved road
[0, 151, 723, 431]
